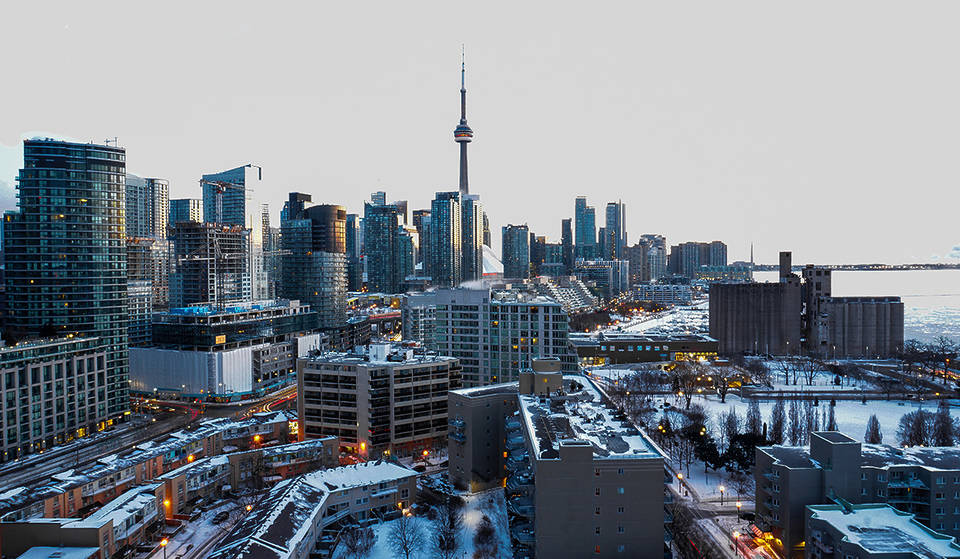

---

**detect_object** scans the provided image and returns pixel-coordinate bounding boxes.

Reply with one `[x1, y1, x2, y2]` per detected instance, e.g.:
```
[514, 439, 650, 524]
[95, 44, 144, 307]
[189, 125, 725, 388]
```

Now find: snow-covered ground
[141, 501, 236, 559]
[609, 300, 709, 336]
[333, 488, 511, 559]
[663, 392, 944, 446]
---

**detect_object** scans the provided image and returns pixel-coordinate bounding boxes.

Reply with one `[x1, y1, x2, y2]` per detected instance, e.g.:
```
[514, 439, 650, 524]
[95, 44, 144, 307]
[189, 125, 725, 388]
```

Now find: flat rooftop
[450, 382, 519, 398]
[808, 503, 960, 559]
[518, 375, 663, 461]
[759, 445, 819, 469]
[567, 332, 716, 344]
[862, 444, 960, 470]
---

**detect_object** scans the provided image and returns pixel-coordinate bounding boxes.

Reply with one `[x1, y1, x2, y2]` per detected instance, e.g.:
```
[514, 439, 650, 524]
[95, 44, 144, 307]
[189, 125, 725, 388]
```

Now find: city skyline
[2, 3, 960, 265]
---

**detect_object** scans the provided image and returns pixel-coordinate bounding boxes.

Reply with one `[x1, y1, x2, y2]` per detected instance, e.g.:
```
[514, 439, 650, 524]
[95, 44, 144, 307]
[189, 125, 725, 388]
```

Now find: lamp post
[676, 472, 683, 493]
[160, 537, 168, 559]
[719, 484, 725, 506]
[731, 530, 740, 557]
[736, 500, 742, 519]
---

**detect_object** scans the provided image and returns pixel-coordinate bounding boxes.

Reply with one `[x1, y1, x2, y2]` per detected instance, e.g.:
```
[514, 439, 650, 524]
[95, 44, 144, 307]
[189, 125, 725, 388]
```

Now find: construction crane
[199, 179, 248, 225]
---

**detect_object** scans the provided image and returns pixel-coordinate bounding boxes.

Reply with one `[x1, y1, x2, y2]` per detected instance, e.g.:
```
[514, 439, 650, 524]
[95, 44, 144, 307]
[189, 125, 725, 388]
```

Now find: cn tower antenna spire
[454, 45, 474, 195]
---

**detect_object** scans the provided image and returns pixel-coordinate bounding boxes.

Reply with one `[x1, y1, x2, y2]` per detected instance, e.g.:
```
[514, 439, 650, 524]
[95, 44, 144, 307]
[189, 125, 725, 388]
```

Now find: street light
[160, 537, 168, 559]
[719, 485, 725, 506]
[731, 531, 740, 557]
[736, 500, 742, 519]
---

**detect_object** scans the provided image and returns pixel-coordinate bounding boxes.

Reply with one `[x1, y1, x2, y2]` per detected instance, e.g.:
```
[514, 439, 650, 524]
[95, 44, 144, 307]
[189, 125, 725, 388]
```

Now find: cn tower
[454, 49, 474, 195]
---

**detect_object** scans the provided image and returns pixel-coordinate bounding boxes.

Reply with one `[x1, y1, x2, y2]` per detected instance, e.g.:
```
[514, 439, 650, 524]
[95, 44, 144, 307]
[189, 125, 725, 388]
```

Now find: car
[213, 511, 230, 524]
[189, 510, 202, 521]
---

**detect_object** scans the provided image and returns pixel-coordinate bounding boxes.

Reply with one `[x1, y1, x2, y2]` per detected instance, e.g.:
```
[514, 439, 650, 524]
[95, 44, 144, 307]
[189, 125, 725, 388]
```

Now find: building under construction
[170, 221, 250, 308]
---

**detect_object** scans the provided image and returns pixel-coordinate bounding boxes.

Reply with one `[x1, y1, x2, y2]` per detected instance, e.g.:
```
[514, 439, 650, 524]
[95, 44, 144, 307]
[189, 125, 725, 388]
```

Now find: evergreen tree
[788, 399, 802, 445]
[745, 399, 763, 436]
[769, 397, 786, 444]
[864, 414, 883, 444]
[933, 399, 955, 447]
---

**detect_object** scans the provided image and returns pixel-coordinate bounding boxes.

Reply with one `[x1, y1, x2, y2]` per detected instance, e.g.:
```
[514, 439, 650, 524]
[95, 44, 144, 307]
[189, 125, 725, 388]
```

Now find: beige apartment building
[449, 359, 668, 558]
[298, 344, 461, 458]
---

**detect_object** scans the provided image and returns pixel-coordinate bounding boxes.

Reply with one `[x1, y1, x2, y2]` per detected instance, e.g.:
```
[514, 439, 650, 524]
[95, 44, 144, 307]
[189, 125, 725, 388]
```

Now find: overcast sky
[2, 1, 959, 264]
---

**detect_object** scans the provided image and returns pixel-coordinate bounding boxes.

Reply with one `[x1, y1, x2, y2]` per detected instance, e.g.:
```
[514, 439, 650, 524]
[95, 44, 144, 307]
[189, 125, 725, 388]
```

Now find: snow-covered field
[333, 488, 511, 559]
[666, 392, 941, 445]
[615, 301, 709, 335]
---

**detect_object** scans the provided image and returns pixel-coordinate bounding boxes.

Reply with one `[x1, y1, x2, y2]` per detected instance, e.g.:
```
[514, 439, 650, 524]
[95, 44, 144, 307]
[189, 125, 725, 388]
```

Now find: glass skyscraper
[4, 139, 129, 419]
[428, 192, 462, 287]
[501, 224, 531, 280]
[364, 203, 403, 294]
[280, 202, 347, 328]
[574, 196, 597, 260]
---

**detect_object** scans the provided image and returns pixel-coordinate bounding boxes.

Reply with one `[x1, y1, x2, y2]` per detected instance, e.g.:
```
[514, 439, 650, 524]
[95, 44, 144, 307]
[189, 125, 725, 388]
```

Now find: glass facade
[4, 139, 129, 419]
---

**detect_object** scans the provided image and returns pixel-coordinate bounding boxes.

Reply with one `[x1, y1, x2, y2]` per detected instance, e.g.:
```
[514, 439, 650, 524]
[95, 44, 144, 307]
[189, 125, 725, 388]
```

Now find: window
[618, 545, 625, 553]
[595, 488, 601, 496]
[595, 527, 601, 535]
[876, 488, 884, 497]
[937, 476, 946, 485]
[936, 507, 945, 515]
[617, 506, 624, 514]
[595, 546, 601, 554]
[618, 487, 625, 495]
[877, 473, 886, 482]
[861, 488, 867, 496]
[618, 468, 624, 475]
[618, 526, 625, 533]
[937, 492, 946, 501]
[595, 507, 600, 515]
[595, 469, 600, 477]
[861, 472, 867, 481]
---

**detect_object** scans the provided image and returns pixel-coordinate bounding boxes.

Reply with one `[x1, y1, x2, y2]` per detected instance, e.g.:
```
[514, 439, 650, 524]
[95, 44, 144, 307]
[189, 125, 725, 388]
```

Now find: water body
[753, 269, 960, 344]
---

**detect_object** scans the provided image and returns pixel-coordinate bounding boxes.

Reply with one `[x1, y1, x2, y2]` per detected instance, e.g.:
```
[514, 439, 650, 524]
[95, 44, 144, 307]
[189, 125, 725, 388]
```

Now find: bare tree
[932, 336, 957, 385]
[673, 365, 697, 410]
[864, 414, 882, 444]
[341, 526, 376, 559]
[712, 367, 733, 403]
[799, 357, 821, 386]
[432, 500, 463, 559]
[473, 514, 498, 559]
[769, 396, 786, 445]
[388, 514, 425, 559]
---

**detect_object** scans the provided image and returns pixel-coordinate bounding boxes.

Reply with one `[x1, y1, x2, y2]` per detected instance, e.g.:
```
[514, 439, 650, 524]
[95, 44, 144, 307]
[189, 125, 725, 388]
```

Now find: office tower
[530, 235, 546, 276]
[454, 52, 474, 195]
[482, 213, 491, 247]
[561, 218, 574, 273]
[4, 139, 129, 419]
[708, 240, 727, 267]
[574, 259, 630, 299]
[398, 226, 416, 282]
[201, 164, 260, 226]
[541, 242, 565, 276]
[597, 226, 608, 260]
[262, 205, 281, 299]
[169, 198, 202, 226]
[298, 343, 461, 458]
[502, 225, 531, 280]
[169, 222, 250, 308]
[412, 209, 430, 264]
[461, 194, 484, 282]
[394, 199, 408, 225]
[638, 234, 667, 281]
[428, 192, 462, 287]
[364, 202, 403, 293]
[605, 200, 626, 259]
[574, 196, 597, 260]
[345, 213, 362, 291]
[126, 174, 170, 321]
[280, 200, 347, 329]
[126, 175, 169, 238]
[432, 287, 576, 386]
[370, 191, 386, 206]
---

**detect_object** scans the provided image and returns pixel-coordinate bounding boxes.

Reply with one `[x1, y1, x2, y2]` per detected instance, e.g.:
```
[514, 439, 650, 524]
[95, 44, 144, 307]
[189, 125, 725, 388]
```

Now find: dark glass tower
[4, 139, 129, 419]
[364, 203, 403, 293]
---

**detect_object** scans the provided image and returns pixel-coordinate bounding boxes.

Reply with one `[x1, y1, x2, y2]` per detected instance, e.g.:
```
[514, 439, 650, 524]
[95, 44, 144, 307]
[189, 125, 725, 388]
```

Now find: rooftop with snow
[518, 375, 663, 461]
[209, 460, 417, 559]
[808, 503, 960, 559]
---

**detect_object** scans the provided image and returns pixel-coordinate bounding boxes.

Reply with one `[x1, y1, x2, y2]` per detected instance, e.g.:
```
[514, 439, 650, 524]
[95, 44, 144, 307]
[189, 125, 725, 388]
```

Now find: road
[0, 387, 297, 490]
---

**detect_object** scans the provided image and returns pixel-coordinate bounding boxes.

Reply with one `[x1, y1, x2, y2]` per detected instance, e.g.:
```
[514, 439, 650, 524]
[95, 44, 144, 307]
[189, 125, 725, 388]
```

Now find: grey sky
[1, 1, 958, 264]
